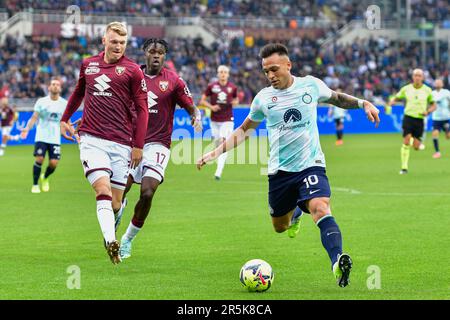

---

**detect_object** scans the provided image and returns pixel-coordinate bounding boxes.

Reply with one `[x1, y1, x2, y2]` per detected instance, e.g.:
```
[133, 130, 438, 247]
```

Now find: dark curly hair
[142, 38, 169, 53]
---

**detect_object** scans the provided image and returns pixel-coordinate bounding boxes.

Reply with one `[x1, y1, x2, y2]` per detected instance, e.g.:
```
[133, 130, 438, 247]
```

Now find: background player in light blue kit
[197, 43, 380, 287]
[328, 102, 347, 146]
[431, 79, 450, 158]
[21, 78, 67, 193]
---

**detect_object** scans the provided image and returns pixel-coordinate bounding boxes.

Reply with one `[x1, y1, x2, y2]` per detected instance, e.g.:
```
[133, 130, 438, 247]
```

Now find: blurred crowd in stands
[1, 0, 376, 22]
[3, 0, 450, 23]
[1, 32, 449, 105]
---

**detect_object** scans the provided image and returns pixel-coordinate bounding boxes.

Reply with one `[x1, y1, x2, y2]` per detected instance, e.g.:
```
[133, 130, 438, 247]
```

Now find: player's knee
[49, 160, 58, 168]
[273, 223, 288, 233]
[112, 200, 122, 212]
[308, 199, 330, 218]
[93, 180, 111, 198]
[35, 157, 44, 165]
[140, 187, 155, 203]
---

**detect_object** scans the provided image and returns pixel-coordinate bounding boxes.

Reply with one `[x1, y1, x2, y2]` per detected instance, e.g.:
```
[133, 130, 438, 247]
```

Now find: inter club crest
[159, 81, 169, 92]
[115, 66, 126, 76]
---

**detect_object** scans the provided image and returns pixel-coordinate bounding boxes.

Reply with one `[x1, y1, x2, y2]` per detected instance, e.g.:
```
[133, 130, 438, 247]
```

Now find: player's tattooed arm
[326, 90, 381, 127]
[325, 91, 361, 109]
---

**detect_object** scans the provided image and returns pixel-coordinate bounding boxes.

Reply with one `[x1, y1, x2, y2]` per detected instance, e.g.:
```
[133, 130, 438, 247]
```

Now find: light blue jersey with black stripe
[431, 88, 450, 121]
[33, 96, 67, 145]
[249, 75, 332, 175]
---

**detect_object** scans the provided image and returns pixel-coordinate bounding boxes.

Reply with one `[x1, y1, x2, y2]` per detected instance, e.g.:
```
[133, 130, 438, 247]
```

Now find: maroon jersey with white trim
[62, 51, 148, 148]
[1, 105, 14, 126]
[143, 66, 194, 148]
[204, 81, 237, 122]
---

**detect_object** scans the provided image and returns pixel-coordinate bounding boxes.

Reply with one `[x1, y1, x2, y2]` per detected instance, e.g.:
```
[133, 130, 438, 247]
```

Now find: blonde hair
[105, 21, 128, 37]
[217, 65, 230, 73]
[412, 68, 424, 76]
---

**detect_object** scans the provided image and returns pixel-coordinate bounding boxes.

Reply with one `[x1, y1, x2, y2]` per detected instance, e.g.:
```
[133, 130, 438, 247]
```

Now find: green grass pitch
[0, 133, 449, 300]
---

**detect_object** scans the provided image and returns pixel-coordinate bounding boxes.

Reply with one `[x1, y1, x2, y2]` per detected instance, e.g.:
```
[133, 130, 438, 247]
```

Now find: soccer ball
[239, 259, 274, 292]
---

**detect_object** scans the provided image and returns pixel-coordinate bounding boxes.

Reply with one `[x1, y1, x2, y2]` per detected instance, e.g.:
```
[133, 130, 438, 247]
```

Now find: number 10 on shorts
[303, 175, 318, 188]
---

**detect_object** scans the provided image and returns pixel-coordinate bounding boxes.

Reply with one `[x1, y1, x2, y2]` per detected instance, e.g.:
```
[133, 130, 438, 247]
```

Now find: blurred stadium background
[0, 1, 449, 300]
[2, 0, 450, 108]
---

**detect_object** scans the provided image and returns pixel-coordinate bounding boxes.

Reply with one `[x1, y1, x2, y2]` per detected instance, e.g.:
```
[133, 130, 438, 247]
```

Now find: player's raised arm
[196, 117, 259, 170]
[60, 61, 86, 142]
[325, 90, 380, 127]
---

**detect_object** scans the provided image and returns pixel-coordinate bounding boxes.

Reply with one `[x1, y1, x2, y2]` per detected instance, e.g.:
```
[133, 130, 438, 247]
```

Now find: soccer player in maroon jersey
[116, 38, 202, 260]
[200, 65, 239, 180]
[0, 97, 19, 156]
[60, 22, 149, 264]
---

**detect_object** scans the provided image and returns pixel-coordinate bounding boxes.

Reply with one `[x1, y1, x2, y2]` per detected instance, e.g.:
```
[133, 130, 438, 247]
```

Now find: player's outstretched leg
[120, 177, 160, 259]
[316, 214, 352, 287]
[309, 197, 352, 287]
[287, 207, 303, 238]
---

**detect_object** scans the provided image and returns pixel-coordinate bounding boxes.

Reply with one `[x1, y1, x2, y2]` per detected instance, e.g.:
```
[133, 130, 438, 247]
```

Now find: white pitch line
[363, 192, 450, 196]
[334, 187, 450, 196]
[333, 187, 362, 194]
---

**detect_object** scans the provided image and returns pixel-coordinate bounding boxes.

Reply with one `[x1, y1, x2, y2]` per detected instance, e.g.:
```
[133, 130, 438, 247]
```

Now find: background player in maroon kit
[0, 97, 19, 156]
[200, 65, 239, 180]
[60, 22, 149, 264]
[116, 38, 202, 260]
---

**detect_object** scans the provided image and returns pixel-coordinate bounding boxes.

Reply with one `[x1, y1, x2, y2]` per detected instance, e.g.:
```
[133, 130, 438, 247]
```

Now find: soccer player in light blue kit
[431, 79, 450, 158]
[328, 102, 347, 146]
[197, 43, 380, 287]
[21, 78, 68, 193]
